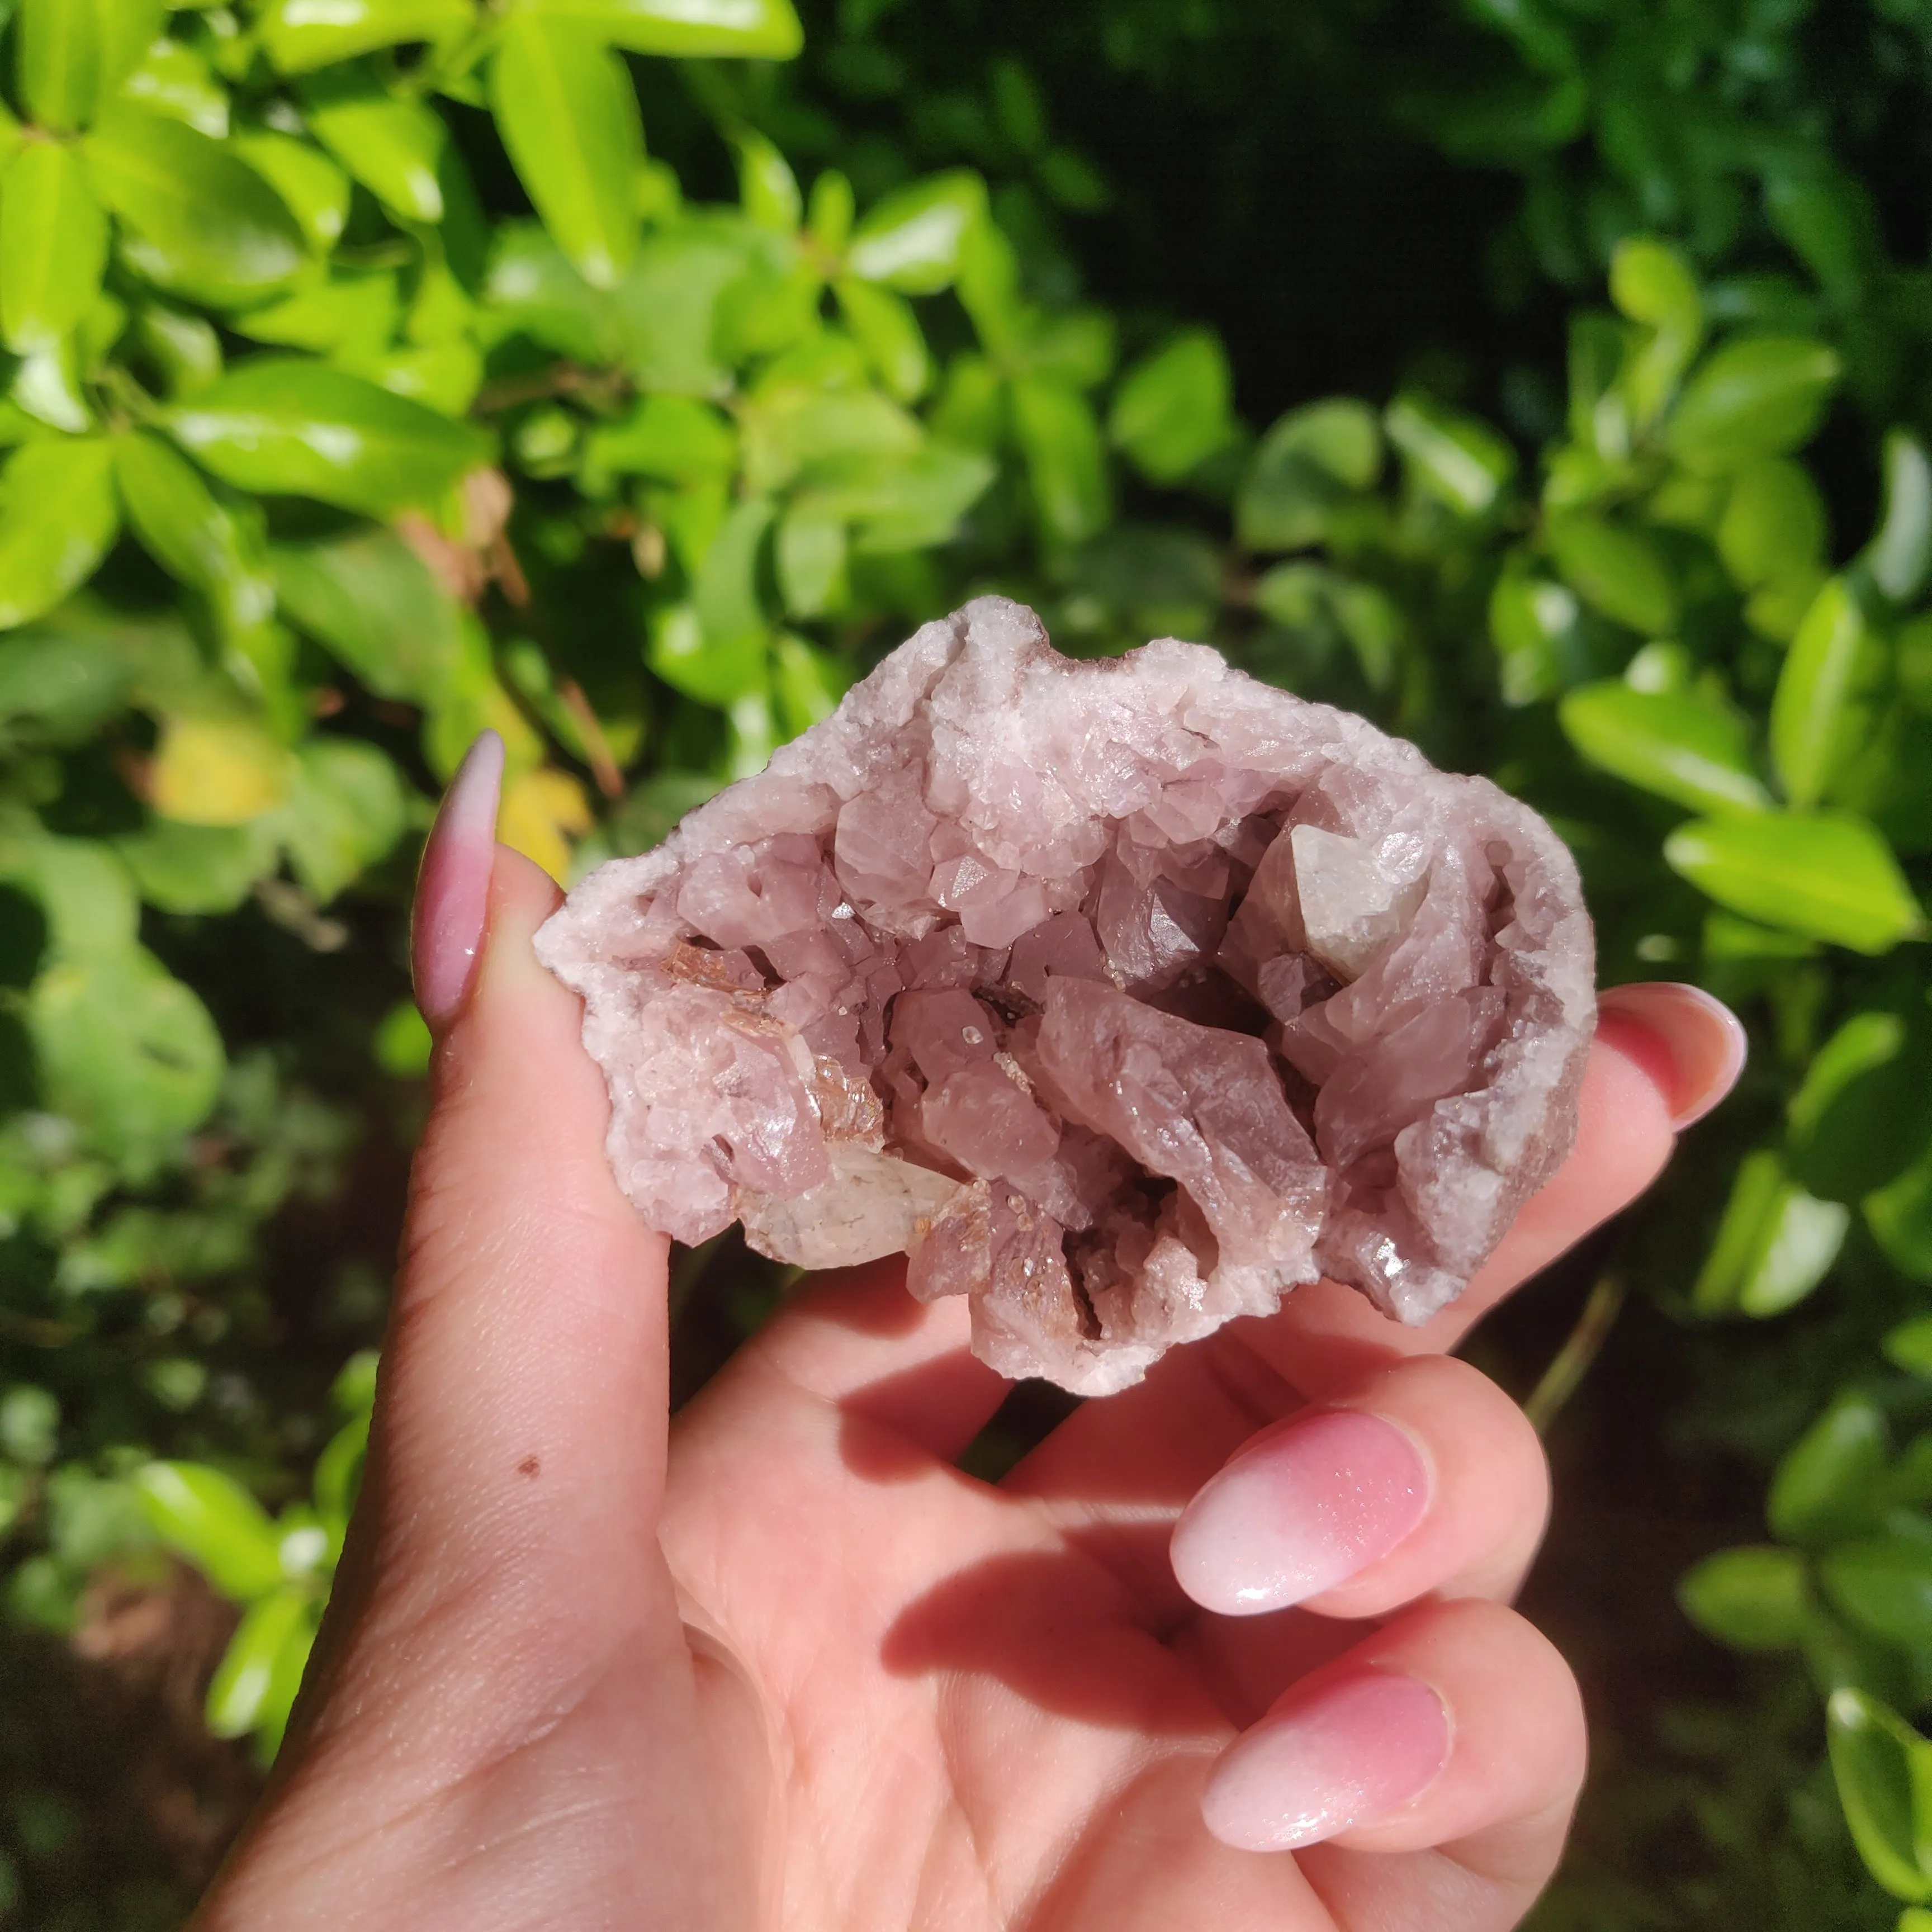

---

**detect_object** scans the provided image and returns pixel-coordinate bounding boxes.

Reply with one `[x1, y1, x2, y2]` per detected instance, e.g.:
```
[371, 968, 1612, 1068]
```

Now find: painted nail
[1170, 1409, 1429, 1616]
[1202, 1670, 1451, 1853]
[1597, 981, 1747, 1130]
[410, 731, 504, 1030]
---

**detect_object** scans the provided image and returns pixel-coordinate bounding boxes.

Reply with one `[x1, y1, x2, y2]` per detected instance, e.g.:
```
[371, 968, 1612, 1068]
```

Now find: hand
[192, 744, 1742, 1931]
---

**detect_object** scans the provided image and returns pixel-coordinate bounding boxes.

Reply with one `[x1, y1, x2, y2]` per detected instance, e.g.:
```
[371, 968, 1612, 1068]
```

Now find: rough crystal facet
[536, 596, 1595, 1395]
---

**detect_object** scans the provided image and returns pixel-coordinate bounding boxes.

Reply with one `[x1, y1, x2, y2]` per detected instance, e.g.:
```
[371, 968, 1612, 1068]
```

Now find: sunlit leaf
[84, 106, 308, 307]
[0, 438, 120, 631]
[491, 15, 641, 290]
[530, 0, 803, 57]
[0, 144, 109, 355]
[1665, 811, 1922, 954]
[165, 359, 490, 515]
[1559, 681, 1769, 815]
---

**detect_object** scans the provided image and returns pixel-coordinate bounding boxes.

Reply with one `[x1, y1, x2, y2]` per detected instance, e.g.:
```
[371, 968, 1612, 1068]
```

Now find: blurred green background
[0, 0, 1931, 1924]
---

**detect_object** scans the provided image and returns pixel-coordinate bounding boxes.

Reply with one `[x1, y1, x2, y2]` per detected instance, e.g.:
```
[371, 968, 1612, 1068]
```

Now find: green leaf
[736, 130, 799, 234]
[0, 144, 108, 355]
[132, 302, 224, 397]
[165, 358, 490, 516]
[302, 77, 448, 228]
[116, 820, 277, 916]
[272, 738, 409, 902]
[1770, 577, 1886, 810]
[1237, 396, 1381, 551]
[258, 0, 475, 74]
[84, 106, 309, 307]
[1664, 811, 1922, 954]
[693, 493, 774, 656]
[1886, 1317, 1932, 1377]
[833, 277, 930, 404]
[1, 832, 140, 956]
[1608, 235, 1703, 425]
[0, 628, 132, 745]
[1769, 1395, 1888, 1543]
[1869, 1146, 1932, 1285]
[134, 1461, 283, 1599]
[273, 526, 477, 705]
[1678, 1545, 1810, 1651]
[529, 0, 802, 57]
[229, 131, 351, 254]
[312, 1409, 370, 1545]
[117, 34, 229, 139]
[580, 392, 736, 491]
[772, 632, 847, 736]
[1866, 430, 1932, 607]
[1488, 561, 1588, 705]
[1827, 1689, 1932, 1904]
[205, 1584, 314, 1744]
[1012, 374, 1110, 546]
[775, 504, 845, 618]
[845, 171, 987, 293]
[29, 945, 224, 1158]
[1717, 457, 1827, 591]
[1559, 681, 1769, 815]
[1108, 328, 1236, 485]
[792, 444, 993, 552]
[647, 599, 763, 706]
[1825, 1539, 1932, 1652]
[1692, 1145, 1850, 1320]
[0, 438, 120, 630]
[1546, 515, 1677, 634]
[1788, 1010, 1932, 1203]
[18, 0, 164, 131]
[1384, 391, 1514, 515]
[113, 431, 274, 634]
[1666, 335, 1842, 473]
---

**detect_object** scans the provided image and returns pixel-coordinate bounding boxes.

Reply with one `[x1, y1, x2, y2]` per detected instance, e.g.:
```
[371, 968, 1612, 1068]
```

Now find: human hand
[192, 740, 1743, 1931]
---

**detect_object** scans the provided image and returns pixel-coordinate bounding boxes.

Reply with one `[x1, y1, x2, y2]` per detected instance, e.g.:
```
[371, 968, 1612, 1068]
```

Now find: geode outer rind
[536, 596, 1594, 1395]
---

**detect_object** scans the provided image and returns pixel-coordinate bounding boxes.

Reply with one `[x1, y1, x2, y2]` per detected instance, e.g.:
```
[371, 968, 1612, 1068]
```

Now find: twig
[1524, 1272, 1626, 1435]
[474, 363, 589, 414]
[557, 678, 624, 798]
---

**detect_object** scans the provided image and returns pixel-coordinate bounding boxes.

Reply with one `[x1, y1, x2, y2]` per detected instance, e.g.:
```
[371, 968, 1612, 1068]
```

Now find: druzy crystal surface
[536, 597, 1594, 1395]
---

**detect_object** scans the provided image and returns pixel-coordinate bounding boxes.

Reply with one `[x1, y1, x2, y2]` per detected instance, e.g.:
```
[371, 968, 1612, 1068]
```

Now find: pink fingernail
[410, 732, 504, 1030]
[1203, 1670, 1450, 1853]
[1170, 1409, 1429, 1616]
[1597, 981, 1747, 1130]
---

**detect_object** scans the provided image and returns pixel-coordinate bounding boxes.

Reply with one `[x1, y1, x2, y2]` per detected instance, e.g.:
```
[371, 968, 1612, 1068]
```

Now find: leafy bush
[0, 0, 1928, 1926]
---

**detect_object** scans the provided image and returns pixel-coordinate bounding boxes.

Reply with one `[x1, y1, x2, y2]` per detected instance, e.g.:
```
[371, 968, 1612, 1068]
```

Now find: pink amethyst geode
[536, 596, 1594, 1396]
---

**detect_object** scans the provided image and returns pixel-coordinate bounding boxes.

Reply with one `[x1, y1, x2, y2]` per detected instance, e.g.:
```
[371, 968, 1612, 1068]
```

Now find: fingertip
[1597, 982, 1746, 1131]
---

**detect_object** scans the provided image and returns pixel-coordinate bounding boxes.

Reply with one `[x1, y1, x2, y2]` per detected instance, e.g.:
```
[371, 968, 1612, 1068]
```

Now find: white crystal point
[1290, 825, 1429, 982]
[738, 1144, 963, 1272]
[536, 596, 1595, 1394]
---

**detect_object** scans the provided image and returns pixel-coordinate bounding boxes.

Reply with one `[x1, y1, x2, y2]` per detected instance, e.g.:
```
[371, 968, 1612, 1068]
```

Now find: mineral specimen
[536, 596, 1594, 1395]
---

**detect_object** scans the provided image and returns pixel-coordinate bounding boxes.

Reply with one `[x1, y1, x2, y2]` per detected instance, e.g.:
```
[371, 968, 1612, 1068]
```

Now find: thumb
[307, 736, 671, 1736]
[373, 733, 671, 1605]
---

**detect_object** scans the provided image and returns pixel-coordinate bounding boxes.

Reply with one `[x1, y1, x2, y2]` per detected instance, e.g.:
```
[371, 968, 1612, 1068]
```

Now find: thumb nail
[411, 732, 505, 1031]
[1597, 981, 1746, 1130]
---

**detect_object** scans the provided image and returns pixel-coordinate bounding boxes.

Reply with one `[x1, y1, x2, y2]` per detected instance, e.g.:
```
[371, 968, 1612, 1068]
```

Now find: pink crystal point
[536, 598, 1594, 1396]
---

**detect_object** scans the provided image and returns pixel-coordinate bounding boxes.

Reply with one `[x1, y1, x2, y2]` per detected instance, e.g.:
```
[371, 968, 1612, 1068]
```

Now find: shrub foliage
[0, 0, 1928, 1925]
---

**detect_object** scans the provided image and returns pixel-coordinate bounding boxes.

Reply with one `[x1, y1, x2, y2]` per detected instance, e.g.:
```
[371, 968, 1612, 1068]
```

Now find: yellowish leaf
[496, 766, 591, 882]
[151, 717, 294, 826]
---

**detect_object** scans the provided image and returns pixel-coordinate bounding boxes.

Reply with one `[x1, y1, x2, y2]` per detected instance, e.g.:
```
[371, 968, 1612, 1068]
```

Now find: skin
[191, 848, 1680, 1932]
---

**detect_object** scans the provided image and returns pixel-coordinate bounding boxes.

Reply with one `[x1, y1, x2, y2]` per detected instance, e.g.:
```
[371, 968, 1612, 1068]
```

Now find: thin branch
[1525, 1272, 1627, 1435]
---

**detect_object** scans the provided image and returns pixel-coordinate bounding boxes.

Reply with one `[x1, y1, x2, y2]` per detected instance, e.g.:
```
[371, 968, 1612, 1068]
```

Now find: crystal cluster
[536, 598, 1594, 1395]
